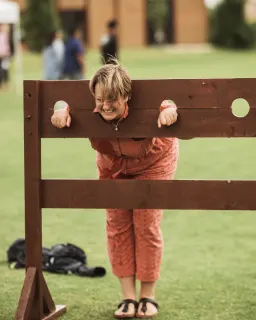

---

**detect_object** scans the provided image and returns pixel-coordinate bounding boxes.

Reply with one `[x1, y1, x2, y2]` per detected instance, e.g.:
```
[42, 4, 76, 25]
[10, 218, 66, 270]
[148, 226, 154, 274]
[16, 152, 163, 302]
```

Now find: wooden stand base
[15, 267, 67, 320]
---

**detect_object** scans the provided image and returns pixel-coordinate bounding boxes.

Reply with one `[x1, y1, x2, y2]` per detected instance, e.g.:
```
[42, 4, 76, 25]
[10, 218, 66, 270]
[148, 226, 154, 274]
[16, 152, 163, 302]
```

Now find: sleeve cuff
[64, 105, 70, 112]
[159, 100, 177, 112]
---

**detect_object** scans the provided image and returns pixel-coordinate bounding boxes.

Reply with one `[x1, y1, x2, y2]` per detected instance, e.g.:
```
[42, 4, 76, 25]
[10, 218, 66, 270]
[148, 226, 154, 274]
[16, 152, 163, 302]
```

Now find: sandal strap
[139, 298, 159, 313]
[118, 299, 138, 313]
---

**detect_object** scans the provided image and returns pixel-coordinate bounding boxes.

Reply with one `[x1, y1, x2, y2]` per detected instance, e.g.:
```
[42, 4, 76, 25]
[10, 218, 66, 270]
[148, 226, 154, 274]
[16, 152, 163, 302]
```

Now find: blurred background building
[245, 0, 256, 22]
[14, 0, 208, 47]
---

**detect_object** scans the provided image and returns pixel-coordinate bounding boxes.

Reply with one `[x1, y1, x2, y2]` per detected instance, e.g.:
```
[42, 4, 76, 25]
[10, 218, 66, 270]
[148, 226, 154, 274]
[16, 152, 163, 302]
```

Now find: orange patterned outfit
[90, 104, 179, 282]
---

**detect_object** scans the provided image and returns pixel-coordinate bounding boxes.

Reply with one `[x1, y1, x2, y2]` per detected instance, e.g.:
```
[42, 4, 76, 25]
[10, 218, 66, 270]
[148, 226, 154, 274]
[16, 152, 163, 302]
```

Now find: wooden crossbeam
[42, 179, 256, 210]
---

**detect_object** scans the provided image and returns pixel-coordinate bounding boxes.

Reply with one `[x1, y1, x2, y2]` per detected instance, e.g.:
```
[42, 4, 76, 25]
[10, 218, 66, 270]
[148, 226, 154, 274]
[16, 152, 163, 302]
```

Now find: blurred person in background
[42, 30, 65, 80]
[0, 24, 11, 90]
[100, 19, 118, 64]
[63, 27, 85, 80]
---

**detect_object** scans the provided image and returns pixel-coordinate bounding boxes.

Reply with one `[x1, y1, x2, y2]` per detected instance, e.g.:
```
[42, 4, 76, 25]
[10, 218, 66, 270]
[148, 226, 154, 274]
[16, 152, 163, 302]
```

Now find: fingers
[165, 115, 173, 126]
[160, 112, 167, 126]
[51, 113, 70, 129]
[51, 115, 58, 127]
[158, 110, 178, 127]
[166, 112, 178, 125]
[60, 117, 67, 128]
[51, 115, 61, 128]
[157, 113, 166, 128]
[66, 115, 71, 127]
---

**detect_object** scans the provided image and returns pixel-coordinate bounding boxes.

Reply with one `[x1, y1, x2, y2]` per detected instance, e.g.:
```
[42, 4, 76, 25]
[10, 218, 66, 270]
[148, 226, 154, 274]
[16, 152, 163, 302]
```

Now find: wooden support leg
[42, 275, 67, 319]
[42, 305, 67, 320]
[15, 268, 67, 320]
[15, 267, 36, 320]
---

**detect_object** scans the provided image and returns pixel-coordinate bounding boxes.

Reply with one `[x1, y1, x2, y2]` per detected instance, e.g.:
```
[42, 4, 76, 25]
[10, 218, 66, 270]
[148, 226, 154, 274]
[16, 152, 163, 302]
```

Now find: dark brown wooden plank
[38, 78, 256, 111]
[15, 268, 36, 320]
[42, 305, 67, 320]
[23, 81, 43, 317]
[41, 108, 256, 138]
[38, 78, 256, 138]
[42, 179, 256, 210]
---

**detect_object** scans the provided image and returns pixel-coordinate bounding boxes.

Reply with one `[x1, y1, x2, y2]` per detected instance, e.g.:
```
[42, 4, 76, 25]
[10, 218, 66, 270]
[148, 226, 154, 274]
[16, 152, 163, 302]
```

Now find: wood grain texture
[15, 268, 36, 320]
[37, 79, 256, 138]
[42, 179, 256, 210]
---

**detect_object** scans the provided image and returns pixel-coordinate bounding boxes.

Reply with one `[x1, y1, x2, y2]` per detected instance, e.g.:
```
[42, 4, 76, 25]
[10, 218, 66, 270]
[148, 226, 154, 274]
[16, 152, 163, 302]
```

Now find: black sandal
[114, 299, 138, 319]
[136, 298, 159, 319]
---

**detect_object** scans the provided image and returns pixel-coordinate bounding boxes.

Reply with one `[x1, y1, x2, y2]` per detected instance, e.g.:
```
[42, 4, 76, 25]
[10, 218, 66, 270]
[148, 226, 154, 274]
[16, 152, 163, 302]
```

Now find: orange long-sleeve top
[89, 102, 179, 179]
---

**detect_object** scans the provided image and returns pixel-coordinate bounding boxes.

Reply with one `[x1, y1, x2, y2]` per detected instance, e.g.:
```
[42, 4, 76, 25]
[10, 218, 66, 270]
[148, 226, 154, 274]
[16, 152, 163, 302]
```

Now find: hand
[157, 107, 178, 128]
[51, 109, 71, 128]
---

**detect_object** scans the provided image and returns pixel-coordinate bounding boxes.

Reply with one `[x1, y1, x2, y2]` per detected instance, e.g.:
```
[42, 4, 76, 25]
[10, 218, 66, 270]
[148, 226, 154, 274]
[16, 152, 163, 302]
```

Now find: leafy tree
[22, 0, 59, 52]
[209, 0, 254, 49]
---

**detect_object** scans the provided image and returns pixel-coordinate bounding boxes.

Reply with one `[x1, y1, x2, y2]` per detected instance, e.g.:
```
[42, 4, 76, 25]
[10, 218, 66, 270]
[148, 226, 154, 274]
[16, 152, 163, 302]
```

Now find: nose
[103, 101, 111, 109]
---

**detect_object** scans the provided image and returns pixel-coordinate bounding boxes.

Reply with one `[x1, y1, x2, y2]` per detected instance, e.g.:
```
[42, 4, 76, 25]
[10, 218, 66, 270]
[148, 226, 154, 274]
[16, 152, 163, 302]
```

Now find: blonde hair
[89, 59, 132, 101]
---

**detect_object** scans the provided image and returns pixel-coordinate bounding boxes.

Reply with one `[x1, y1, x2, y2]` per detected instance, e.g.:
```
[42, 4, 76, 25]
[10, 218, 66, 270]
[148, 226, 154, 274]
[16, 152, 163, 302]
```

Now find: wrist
[159, 100, 177, 112]
[64, 105, 70, 112]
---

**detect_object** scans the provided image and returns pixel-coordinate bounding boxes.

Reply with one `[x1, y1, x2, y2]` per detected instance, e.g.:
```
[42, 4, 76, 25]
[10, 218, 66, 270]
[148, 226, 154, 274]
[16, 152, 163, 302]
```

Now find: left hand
[157, 107, 178, 128]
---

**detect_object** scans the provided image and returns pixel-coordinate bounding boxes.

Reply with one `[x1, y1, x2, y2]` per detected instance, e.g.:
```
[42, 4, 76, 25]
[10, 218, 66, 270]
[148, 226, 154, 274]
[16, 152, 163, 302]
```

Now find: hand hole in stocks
[231, 98, 250, 118]
[54, 100, 69, 111]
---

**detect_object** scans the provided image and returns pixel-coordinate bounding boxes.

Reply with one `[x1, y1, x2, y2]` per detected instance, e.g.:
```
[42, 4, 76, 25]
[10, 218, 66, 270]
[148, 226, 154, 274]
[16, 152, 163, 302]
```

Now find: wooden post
[16, 81, 66, 320]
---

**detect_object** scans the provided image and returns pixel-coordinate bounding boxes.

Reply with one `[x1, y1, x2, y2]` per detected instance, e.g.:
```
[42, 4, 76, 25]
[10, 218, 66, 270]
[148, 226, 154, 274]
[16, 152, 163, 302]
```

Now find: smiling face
[95, 83, 127, 121]
[89, 61, 132, 121]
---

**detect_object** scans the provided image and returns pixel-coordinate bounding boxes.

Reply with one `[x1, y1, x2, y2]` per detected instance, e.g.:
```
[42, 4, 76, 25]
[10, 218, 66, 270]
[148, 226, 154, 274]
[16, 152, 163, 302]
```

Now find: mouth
[102, 108, 116, 114]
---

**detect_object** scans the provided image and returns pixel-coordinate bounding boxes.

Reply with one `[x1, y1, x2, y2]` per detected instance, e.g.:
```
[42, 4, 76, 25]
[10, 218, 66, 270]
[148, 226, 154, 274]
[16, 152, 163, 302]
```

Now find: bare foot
[137, 298, 159, 318]
[114, 300, 137, 318]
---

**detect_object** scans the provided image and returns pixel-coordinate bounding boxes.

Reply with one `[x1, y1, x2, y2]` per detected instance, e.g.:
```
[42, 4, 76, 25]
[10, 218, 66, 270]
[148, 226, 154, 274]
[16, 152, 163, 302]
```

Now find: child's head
[89, 60, 132, 121]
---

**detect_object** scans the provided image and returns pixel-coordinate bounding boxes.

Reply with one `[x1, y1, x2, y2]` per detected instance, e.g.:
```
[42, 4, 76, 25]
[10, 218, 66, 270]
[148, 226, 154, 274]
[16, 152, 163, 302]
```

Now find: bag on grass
[7, 239, 106, 278]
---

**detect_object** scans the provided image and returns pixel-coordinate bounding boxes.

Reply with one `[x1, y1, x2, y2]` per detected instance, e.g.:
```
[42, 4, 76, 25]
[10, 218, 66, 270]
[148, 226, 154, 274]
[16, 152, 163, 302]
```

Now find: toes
[114, 306, 124, 316]
[137, 303, 158, 316]
[114, 304, 135, 317]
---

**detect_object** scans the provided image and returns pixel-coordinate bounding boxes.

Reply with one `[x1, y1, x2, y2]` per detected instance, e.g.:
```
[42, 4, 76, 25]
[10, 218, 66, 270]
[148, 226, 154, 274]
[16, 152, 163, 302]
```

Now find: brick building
[15, 0, 208, 47]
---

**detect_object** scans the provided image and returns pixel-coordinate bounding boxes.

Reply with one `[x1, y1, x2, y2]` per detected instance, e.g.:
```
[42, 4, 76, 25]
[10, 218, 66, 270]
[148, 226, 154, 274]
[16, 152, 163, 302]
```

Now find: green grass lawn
[1, 47, 256, 320]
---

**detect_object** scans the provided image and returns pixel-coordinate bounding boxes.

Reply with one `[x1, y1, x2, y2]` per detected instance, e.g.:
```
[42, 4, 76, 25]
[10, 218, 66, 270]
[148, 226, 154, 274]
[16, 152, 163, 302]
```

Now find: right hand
[51, 109, 71, 128]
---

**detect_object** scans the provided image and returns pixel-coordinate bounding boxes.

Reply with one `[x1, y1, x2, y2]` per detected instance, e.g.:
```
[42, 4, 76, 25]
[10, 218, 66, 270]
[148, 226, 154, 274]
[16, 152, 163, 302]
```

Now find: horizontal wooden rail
[40, 108, 256, 138]
[37, 78, 256, 111]
[42, 179, 256, 210]
[23, 79, 256, 138]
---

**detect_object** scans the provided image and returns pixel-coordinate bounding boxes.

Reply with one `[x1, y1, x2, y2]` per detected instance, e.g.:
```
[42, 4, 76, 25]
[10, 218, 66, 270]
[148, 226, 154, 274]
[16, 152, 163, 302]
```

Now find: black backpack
[7, 239, 106, 278]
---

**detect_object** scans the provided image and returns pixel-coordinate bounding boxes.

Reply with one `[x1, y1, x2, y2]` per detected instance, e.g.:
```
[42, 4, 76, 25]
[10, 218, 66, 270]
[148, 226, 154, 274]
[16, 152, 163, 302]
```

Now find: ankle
[123, 295, 136, 300]
[119, 276, 136, 301]
[139, 281, 156, 300]
[139, 295, 155, 300]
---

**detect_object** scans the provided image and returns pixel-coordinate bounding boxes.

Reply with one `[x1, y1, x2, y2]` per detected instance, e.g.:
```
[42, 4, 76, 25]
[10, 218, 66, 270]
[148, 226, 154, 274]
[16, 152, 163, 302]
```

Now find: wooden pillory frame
[16, 79, 256, 319]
